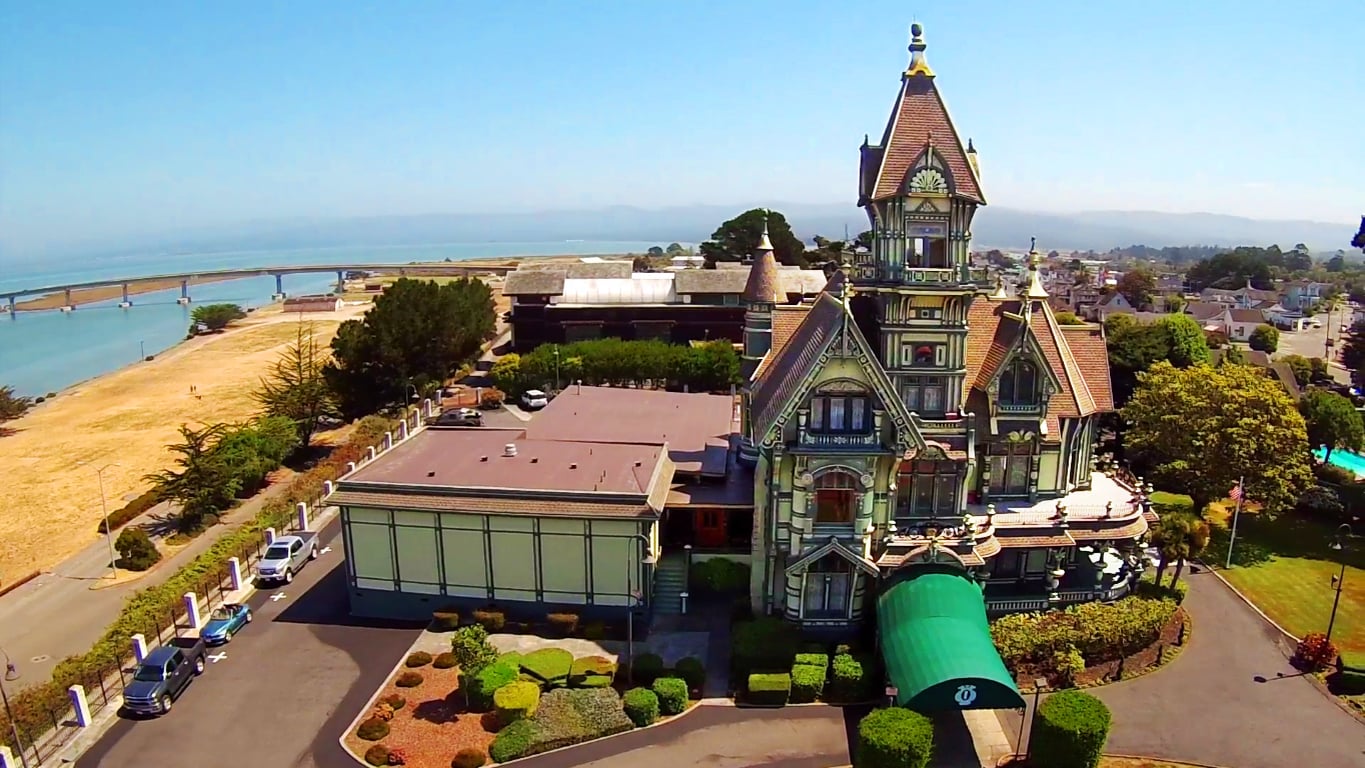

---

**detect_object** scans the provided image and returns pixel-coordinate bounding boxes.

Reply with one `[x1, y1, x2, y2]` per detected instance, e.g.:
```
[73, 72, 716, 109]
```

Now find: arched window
[814, 471, 858, 523]
[1001, 361, 1038, 405]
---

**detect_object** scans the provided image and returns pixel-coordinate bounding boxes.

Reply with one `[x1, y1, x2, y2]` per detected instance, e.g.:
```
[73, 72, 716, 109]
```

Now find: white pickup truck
[254, 532, 319, 585]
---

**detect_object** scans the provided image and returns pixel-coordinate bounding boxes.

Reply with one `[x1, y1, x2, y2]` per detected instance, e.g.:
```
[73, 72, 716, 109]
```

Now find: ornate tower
[853, 23, 988, 419]
[739, 219, 781, 464]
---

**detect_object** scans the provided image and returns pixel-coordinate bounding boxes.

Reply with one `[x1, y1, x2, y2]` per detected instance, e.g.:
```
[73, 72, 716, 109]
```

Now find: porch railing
[797, 431, 880, 449]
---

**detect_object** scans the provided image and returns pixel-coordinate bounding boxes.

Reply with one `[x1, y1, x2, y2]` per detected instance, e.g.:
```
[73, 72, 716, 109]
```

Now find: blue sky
[1, 0, 1360, 254]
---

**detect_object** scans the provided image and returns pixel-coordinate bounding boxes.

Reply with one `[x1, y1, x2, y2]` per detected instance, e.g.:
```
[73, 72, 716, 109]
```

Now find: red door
[694, 509, 727, 548]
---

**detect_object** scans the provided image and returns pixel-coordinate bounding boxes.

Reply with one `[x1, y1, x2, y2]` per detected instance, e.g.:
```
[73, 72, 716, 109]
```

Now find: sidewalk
[0, 473, 296, 688]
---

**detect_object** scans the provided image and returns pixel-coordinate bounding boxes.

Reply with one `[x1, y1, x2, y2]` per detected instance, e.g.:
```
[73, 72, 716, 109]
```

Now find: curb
[1196, 559, 1300, 644]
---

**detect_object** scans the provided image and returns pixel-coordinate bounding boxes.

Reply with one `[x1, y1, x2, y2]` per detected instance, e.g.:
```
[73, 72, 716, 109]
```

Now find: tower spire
[905, 22, 935, 78]
[1024, 237, 1048, 300]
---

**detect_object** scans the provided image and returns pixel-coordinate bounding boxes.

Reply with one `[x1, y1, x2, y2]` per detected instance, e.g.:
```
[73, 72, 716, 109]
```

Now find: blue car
[201, 603, 252, 645]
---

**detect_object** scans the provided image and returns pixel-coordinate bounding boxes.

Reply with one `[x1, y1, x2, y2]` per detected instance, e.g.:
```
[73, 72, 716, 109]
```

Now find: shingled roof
[754, 304, 812, 380]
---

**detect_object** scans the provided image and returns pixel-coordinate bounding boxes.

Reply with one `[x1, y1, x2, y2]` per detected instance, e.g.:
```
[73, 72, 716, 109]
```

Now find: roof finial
[990, 275, 1010, 300]
[1025, 237, 1048, 300]
[905, 22, 935, 78]
[967, 138, 976, 154]
[757, 212, 774, 253]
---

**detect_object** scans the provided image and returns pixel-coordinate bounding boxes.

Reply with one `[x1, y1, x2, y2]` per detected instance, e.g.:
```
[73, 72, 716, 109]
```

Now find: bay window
[814, 471, 857, 523]
[802, 554, 852, 619]
[895, 460, 960, 518]
[902, 376, 945, 416]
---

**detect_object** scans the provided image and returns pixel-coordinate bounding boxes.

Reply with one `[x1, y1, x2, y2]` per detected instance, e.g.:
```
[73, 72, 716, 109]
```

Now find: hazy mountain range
[6, 204, 1359, 263]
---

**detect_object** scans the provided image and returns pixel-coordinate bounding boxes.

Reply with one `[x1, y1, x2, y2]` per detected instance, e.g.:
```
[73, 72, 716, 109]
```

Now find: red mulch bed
[1009, 607, 1190, 691]
[344, 663, 498, 768]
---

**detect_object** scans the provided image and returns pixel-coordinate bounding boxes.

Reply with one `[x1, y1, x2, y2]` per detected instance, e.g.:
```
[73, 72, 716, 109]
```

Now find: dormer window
[1000, 361, 1038, 405]
[809, 394, 870, 434]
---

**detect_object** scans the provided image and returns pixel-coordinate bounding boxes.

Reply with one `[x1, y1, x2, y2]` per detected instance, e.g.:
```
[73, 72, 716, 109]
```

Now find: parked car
[122, 637, 207, 716]
[520, 389, 549, 410]
[201, 603, 252, 645]
[254, 532, 319, 585]
[431, 407, 483, 427]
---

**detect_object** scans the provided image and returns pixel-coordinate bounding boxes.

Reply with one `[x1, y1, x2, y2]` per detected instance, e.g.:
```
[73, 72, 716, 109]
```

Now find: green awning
[878, 566, 1025, 711]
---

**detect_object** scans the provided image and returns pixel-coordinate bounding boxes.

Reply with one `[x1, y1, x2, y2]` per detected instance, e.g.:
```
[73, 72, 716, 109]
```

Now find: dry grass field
[0, 302, 368, 583]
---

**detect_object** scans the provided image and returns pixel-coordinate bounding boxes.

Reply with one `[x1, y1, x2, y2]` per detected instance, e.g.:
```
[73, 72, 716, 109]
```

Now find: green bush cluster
[855, 707, 934, 768]
[568, 655, 616, 688]
[521, 648, 574, 687]
[747, 672, 791, 706]
[363, 743, 391, 766]
[731, 617, 799, 679]
[405, 651, 433, 668]
[0, 416, 393, 754]
[380, 693, 407, 710]
[97, 488, 162, 534]
[1029, 690, 1112, 768]
[450, 748, 486, 768]
[622, 687, 660, 727]
[488, 688, 634, 762]
[114, 527, 162, 571]
[689, 558, 750, 594]
[433, 652, 458, 670]
[465, 661, 519, 710]
[356, 716, 390, 741]
[673, 656, 706, 692]
[493, 680, 541, 726]
[492, 338, 740, 396]
[791, 655, 828, 703]
[652, 677, 688, 715]
[990, 596, 1177, 668]
[630, 653, 665, 686]
[827, 653, 876, 703]
[395, 671, 423, 688]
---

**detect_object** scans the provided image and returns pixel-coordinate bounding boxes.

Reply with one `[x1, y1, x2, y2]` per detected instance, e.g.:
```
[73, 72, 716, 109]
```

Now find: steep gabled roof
[754, 304, 812, 381]
[1059, 324, 1114, 412]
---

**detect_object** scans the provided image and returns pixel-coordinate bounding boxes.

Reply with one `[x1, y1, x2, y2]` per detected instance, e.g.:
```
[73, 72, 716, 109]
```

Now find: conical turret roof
[742, 219, 782, 304]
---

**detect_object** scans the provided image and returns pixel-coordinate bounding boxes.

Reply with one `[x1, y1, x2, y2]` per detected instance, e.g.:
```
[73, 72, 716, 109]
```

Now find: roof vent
[569, 462, 578, 470]
[480, 456, 488, 462]
[530, 457, 539, 464]
[427, 471, 436, 478]
[634, 461, 642, 467]
[503, 443, 518, 457]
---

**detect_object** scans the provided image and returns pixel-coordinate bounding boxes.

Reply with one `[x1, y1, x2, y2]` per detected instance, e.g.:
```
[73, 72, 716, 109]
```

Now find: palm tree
[1150, 512, 1212, 587]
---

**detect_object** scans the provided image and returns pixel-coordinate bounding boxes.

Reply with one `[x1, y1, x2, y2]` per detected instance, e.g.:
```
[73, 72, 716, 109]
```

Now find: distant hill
[9, 204, 1358, 262]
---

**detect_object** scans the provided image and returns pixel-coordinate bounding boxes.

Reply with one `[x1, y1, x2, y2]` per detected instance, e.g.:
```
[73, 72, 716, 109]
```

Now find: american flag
[1229, 483, 1243, 502]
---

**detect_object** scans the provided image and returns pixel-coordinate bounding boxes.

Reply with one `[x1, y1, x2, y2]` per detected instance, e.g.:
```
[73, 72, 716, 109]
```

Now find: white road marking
[320, 546, 333, 555]
[208, 652, 227, 663]
[270, 592, 287, 602]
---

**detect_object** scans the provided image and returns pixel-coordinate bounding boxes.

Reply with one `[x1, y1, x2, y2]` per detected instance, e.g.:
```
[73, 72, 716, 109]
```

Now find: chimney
[503, 443, 518, 457]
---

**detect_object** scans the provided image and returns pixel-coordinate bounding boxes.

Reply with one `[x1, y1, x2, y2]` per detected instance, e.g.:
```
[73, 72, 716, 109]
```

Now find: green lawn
[1148, 490, 1194, 509]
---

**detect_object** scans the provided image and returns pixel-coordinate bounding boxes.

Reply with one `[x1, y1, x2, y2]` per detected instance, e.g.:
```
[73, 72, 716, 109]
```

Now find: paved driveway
[79, 519, 423, 767]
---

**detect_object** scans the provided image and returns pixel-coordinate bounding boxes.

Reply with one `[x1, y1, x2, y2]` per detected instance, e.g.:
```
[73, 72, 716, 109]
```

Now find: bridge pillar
[4, 296, 14, 319]
[273, 273, 285, 300]
[118, 282, 132, 308]
[62, 287, 74, 312]
[335, 270, 345, 295]
[177, 279, 191, 305]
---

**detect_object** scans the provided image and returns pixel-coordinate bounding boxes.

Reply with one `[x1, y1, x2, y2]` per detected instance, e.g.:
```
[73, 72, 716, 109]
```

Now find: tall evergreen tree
[254, 322, 337, 446]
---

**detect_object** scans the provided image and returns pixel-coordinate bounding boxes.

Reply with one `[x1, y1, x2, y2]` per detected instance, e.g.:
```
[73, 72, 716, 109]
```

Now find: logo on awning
[954, 684, 978, 707]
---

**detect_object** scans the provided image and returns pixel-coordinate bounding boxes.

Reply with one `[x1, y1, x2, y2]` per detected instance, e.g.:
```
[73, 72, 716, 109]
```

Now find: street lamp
[1326, 522, 1354, 645]
[97, 463, 122, 581]
[405, 383, 420, 404]
[1, 646, 31, 768]
[623, 533, 658, 686]
[552, 346, 561, 392]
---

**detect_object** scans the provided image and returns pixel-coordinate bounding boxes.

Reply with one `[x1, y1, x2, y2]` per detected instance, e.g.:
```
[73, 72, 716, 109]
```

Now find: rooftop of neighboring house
[1184, 302, 1227, 321]
[503, 260, 828, 301]
[1228, 308, 1266, 324]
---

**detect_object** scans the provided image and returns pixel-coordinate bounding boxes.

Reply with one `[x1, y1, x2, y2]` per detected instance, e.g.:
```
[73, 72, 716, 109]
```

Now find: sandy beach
[14, 275, 241, 311]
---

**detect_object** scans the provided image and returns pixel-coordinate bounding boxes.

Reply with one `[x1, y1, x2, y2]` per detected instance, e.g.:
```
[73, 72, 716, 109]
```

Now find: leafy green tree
[700, 208, 806, 267]
[145, 423, 240, 533]
[253, 323, 336, 446]
[665, 242, 685, 254]
[213, 416, 299, 496]
[1054, 311, 1084, 326]
[1185, 248, 1276, 292]
[1327, 252, 1347, 272]
[1164, 294, 1187, 314]
[1105, 315, 1171, 406]
[489, 353, 523, 393]
[1117, 268, 1156, 309]
[190, 303, 247, 333]
[1279, 354, 1313, 385]
[1309, 357, 1330, 382]
[647, 246, 664, 257]
[1122, 361, 1312, 514]
[1156, 314, 1211, 367]
[1221, 345, 1248, 365]
[1248, 324, 1279, 353]
[854, 230, 873, 250]
[1150, 512, 1210, 587]
[0, 385, 33, 422]
[1299, 388, 1365, 461]
[324, 278, 495, 418]
[1341, 320, 1365, 375]
[114, 528, 162, 571]
[451, 624, 499, 706]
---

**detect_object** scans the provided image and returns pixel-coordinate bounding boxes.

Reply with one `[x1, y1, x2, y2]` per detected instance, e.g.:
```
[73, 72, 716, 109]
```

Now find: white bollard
[228, 557, 243, 591]
[131, 633, 148, 663]
[296, 502, 309, 531]
[322, 480, 335, 496]
[383, 431, 393, 450]
[366, 447, 376, 461]
[423, 398, 434, 417]
[0, 744, 16, 768]
[183, 592, 202, 630]
[398, 421, 409, 440]
[345, 462, 357, 474]
[68, 685, 92, 727]
[265, 527, 277, 544]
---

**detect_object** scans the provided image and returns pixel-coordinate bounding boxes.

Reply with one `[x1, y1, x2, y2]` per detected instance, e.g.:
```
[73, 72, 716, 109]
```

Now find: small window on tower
[914, 345, 934, 365]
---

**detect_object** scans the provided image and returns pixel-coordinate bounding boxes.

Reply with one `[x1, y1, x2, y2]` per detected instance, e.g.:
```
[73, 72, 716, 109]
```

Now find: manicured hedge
[674, 656, 706, 692]
[466, 661, 519, 709]
[689, 558, 750, 593]
[991, 596, 1176, 668]
[98, 488, 162, 534]
[747, 673, 791, 706]
[493, 680, 541, 726]
[622, 687, 660, 727]
[1030, 690, 1112, 768]
[521, 647, 574, 687]
[569, 655, 616, 688]
[652, 677, 688, 715]
[855, 707, 933, 768]
[794, 652, 829, 669]
[630, 653, 665, 685]
[732, 617, 799, 679]
[790, 663, 827, 703]
[487, 687, 634, 761]
[828, 653, 874, 703]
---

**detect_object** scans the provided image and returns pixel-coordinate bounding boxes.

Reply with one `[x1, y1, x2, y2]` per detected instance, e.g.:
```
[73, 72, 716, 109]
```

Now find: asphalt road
[79, 518, 424, 768]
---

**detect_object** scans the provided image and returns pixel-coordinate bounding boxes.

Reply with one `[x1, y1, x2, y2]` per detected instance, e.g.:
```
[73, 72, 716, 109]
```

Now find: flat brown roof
[527, 386, 737, 476]
[346, 427, 665, 497]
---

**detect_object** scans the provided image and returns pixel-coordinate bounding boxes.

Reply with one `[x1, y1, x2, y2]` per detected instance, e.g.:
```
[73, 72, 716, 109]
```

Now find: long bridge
[1, 261, 518, 317]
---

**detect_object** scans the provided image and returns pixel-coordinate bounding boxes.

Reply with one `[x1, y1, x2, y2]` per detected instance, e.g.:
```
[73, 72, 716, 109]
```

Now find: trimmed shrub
[521, 648, 574, 687]
[1135, 576, 1189, 605]
[364, 744, 391, 766]
[622, 687, 660, 727]
[472, 607, 506, 632]
[450, 624, 499, 676]
[731, 617, 799, 678]
[395, 671, 423, 688]
[828, 653, 871, 703]
[466, 661, 519, 710]
[380, 693, 407, 710]
[790, 663, 827, 703]
[674, 656, 706, 692]
[991, 596, 1177, 668]
[1292, 632, 1339, 672]
[1053, 645, 1085, 688]
[855, 707, 933, 768]
[430, 609, 460, 632]
[451, 748, 486, 768]
[494, 680, 541, 726]
[405, 651, 433, 668]
[630, 653, 665, 686]
[488, 687, 634, 761]
[356, 716, 390, 741]
[1030, 690, 1112, 768]
[747, 672, 791, 706]
[97, 488, 162, 534]
[569, 655, 617, 688]
[114, 527, 162, 572]
[545, 612, 580, 637]
[433, 652, 458, 670]
[794, 652, 829, 669]
[652, 677, 688, 715]
[689, 558, 751, 593]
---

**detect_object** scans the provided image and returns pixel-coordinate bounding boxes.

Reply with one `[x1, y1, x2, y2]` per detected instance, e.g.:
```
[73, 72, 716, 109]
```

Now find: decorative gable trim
[786, 537, 881, 577]
[984, 322, 1064, 406]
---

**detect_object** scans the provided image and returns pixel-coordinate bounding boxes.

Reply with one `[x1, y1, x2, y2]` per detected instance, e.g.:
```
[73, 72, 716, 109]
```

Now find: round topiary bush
[651, 676, 688, 716]
[856, 707, 933, 768]
[356, 716, 390, 741]
[395, 671, 424, 688]
[630, 652, 665, 685]
[451, 748, 487, 768]
[1030, 690, 1112, 768]
[493, 680, 541, 727]
[380, 693, 407, 710]
[364, 744, 390, 766]
[405, 651, 434, 668]
[622, 687, 660, 727]
[433, 652, 459, 669]
[673, 656, 705, 692]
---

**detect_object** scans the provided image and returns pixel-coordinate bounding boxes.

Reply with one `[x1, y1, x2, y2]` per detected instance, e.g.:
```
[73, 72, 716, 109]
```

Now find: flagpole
[1225, 476, 1244, 569]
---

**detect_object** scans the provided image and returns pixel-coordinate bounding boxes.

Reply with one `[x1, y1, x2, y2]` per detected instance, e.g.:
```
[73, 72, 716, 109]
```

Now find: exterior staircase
[652, 552, 688, 616]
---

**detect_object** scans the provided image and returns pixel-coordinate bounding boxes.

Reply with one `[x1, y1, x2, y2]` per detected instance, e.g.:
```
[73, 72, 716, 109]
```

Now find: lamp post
[97, 463, 122, 581]
[1, 647, 31, 768]
[405, 383, 419, 404]
[552, 346, 561, 392]
[1326, 522, 1354, 645]
[624, 533, 658, 686]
